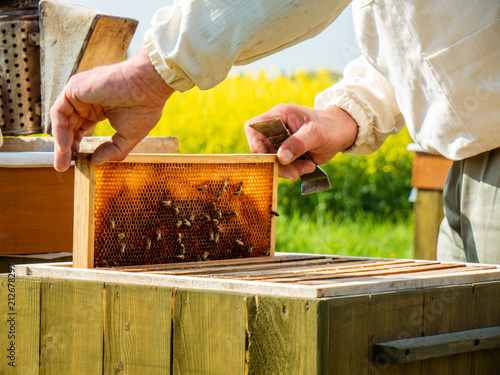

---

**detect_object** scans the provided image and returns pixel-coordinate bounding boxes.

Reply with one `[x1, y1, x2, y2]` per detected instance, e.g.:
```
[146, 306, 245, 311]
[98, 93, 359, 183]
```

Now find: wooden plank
[104, 283, 172, 374]
[421, 285, 473, 374]
[322, 295, 370, 375]
[114, 254, 330, 273]
[411, 152, 452, 190]
[0, 255, 73, 273]
[206, 260, 414, 279]
[173, 289, 246, 374]
[246, 295, 324, 375]
[374, 326, 500, 363]
[472, 281, 500, 373]
[73, 159, 96, 268]
[75, 16, 138, 74]
[369, 290, 423, 374]
[267, 263, 466, 284]
[270, 159, 279, 256]
[0, 273, 40, 374]
[0, 167, 74, 255]
[150, 257, 362, 276]
[413, 189, 444, 260]
[0, 136, 179, 154]
[17, 261, 500, 300]
[40, 278, 103, 374]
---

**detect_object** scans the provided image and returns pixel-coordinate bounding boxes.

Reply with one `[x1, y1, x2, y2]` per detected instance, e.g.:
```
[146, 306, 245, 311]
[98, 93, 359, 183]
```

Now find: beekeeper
[50, 0, 500, 264]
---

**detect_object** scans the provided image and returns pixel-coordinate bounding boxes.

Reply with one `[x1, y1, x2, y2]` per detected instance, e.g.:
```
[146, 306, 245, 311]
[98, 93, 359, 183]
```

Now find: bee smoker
[0, 0, 41, 136]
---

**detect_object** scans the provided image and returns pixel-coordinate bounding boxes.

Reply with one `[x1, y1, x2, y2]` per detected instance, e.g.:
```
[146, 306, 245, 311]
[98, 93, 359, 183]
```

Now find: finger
[278, 159, 317, 180]
[244, 120, 273, 154]
[244, 105, 293, 154]
[71, 126, 89, 153]
[51, 109, 74, 172]
[90, 133, 140, 166]
[277, 123, 322, 165]
[51, 103, 74, 154]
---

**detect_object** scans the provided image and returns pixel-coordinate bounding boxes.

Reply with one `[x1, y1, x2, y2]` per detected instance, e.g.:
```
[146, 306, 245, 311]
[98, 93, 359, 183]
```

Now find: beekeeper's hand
[245, 104, 358, 181]
[51, 45, 174, 172]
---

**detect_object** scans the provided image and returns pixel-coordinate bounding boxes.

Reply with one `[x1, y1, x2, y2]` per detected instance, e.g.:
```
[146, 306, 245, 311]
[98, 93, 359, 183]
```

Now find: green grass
[275, 212, 414, 259]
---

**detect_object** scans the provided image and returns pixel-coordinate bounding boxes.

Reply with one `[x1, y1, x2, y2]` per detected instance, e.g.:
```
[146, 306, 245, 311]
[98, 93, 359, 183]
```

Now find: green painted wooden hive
[2, 253, 500, 374]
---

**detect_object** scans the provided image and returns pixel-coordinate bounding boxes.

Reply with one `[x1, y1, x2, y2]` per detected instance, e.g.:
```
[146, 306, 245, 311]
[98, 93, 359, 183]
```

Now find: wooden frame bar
[374, 326, 500, 364]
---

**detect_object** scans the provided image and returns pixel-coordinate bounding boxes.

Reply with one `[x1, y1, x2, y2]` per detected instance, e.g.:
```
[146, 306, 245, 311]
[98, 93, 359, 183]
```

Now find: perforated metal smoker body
[73, 154, 278, 269]
[0, 2, 42, 135]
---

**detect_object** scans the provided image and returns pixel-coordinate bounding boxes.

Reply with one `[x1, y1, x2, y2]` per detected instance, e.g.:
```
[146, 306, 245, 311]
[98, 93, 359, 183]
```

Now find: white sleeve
[143, 0, 351, 92]
[315, 55, 405, 154]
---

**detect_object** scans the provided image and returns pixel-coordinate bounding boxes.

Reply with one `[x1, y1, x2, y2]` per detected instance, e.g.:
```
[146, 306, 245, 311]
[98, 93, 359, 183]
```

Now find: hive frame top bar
[14, 254, 500, 299]
[75, 153, 278, 164]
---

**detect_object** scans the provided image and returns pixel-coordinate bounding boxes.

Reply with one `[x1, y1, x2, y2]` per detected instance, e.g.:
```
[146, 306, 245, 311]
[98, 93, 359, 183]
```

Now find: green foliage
[278, 128, 414, 221]
[275, 211, 413, 259]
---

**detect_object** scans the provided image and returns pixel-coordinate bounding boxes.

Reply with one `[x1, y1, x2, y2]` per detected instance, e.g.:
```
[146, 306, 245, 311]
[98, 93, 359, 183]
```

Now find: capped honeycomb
[90, 157, 276, 268]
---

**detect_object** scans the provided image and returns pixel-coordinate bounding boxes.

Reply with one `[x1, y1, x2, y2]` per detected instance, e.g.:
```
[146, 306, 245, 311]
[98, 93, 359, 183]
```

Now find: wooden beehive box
[8, 254, 500, 374]
[73, 154, 278, 268]
[0, 136, 179, 259]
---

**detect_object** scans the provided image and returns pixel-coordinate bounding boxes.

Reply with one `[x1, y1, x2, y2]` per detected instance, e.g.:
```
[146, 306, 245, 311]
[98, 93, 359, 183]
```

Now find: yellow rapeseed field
[94, 68, 411, 162]
[94, 69, 342, 153]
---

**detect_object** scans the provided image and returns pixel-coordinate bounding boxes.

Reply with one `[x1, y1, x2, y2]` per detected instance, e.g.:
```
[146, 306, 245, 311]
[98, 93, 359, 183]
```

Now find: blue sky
[61, 0, 361, 75]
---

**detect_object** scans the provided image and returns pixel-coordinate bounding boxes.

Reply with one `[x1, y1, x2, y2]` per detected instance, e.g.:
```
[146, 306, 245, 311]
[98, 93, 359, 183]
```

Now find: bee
[111, 260, 118, 267]
[176, 233, 182, 244]
[172, 204, 180, 215]
[154, 229, 161, 242]
[235, 239, 244, 246]
[176, 220, 183, 228]
[178, 243, 186, 253]
[188, 212, 196, 222]
[210, 202, 217, 210]
[202, 213, 211, 222]
[101, 259, 109, 267]
[145, 238, 152, 251]
[109, 216, 116, 229]
[214, 233, 220, 244]
[197, 184, 208, 191]
[263, 248, 270, 256]
[209, 230, 214, 241]
[161, 200, 172, 207]
[117, 232, 126, 240]
[215, 225, 222, 234]
[216, 189, 226, 198]
[270, 210, 280, 217]
[214, 209, 222, 220]
[248, 244, 253, 255]
[201, 251, 209, 261]
[183, 218, 191, 227]
[176, 254, 185, 260]
[212, 219, 219, 225]
[234, 182, 243, 196]
[119, 243, 126, 254]
[230, 211, 239, 219]
[221, 178, 230, 188]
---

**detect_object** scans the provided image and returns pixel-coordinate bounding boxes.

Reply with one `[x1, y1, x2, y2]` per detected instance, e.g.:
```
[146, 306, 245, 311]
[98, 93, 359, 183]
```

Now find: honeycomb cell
[92, 160, 275, 268]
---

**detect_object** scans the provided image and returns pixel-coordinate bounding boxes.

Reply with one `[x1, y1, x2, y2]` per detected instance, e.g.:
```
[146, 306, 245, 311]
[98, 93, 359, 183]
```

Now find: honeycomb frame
[73, 154, 278, 269]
